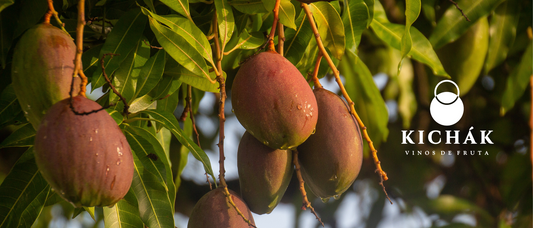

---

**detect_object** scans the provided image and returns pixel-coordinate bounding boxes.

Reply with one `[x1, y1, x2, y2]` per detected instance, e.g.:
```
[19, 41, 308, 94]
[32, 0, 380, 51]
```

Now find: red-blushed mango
[297, 88, 363, 199]
[34, 96, 133, 207]
[188, 188, 255, 228]
[231, 51, 318, 150]
[238, 131, 293, 214]
[12, 23, 81, 130]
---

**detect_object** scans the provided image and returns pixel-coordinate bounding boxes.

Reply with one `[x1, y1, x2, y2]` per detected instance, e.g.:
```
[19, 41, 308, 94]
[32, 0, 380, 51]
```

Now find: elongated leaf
[421, 0, 436, 26]
[429, 0, 504, 49]
[284, 10, 313, 65]
[92, 9, 147, 89]
[0, 147, 49, 228]
[126, 126, 175, 210]
[12, 0, 47, 39]
[309, 2, 345, 59]
[103, 190, 143, 228]
[111, 39, 150, 112]
[148, 17, 213, 82]
[340, 52, 388, 153]
[135, 50, 166, 100]
[342, 0, 369, 54]
[363, 0, 374, 27]
[0, 85, 22, 127]
[130, 153, 174, 228]
[398, 0, 421, 73]
[279, 0, 296, 30]
[156, 88, 180, 115]
[81, 44, 103, 80]
[148, 73, 181, 101]
[139, 109, 216, 185]
[500, 43, 532, 115]
[371, 21, 449, 77]
[129, 95, 156, 114]
[215, 0, 235, 51]
[226, 29, 265, 52]
[484, 0, 520, 73]
[0, 123, 35, 148]
[0, 11, 14, 69]
[160, 0, 191, 20]
[164, 61, 221, 93]
[141, 9, 214, 66]
[230, 0, 267, 14]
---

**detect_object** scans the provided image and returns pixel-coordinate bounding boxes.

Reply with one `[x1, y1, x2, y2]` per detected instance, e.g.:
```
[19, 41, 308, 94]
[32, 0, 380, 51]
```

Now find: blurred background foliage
[0, 0, 531, 227]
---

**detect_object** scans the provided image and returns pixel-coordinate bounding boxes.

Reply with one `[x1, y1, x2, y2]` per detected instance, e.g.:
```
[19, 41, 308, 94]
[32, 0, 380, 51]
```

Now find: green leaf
[429, 0, 504, 49]
[230, 0, 268, 14]
[500, 43, 532, 115]
[398, 0, 421, 74]
[107, 110, 124, 125]
[103, 190, 143, 228]
[421, 0, 436, 26]
[0, 147, 50, 228]
[129, 94, 156, 114]
[279, 0, 296, 30]
[156, 89, 180, 115]
[339, 52, 388, 153]
[215, 0, 235, 51]
[164, 61, 221, 93]
[225, 29, 265, 52]
[110, 39, 150, 112]
[148, 73, 181, 101]
[0, 123, 35, 148]
[160, 0, 191, 21]
[363, 0, 374, 27]
[12, 0, 47, 39]
[92, 9, 147, 89]
[130, 153, 175, 228]
[124, 127, 168, 189]
[126, 126, 176, 210]
[0, 11, 14, 69]
[148, 17, 213, 83]
[284, 10, 313, 66]
[81, 44, 103, 81]
[427, 195, 492, 222]
[0, 85, 22, 127]
[437, 17, 488, 96]
[141, 9, 214, 67]
[139, 109, 216, 186]
[135, 50, 166, 100]
[370, 21, 449, 77]
[0, 0, 14, 13]
[342, 0, 369, 54]
[484, 0, 521, 74]
[309, 2, 345, 59]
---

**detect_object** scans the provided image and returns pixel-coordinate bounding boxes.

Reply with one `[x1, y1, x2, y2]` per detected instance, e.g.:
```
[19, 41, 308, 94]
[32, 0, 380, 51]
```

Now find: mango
[11, 23, 81, 130]
[238, 131, 293, 214]
[188, 188, 255, 228]
[231, 51, 318, 150]
[297, 88, 363, 199]
[34, 96, 133, 207]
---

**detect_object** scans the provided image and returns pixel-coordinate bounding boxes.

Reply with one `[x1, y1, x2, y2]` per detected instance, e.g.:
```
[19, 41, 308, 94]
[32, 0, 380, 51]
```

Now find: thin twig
[73, 0, 87, 97]
[143, 40, 163, 49]
[267, 0, 281, 52]
[277, 22, 285, 55]
[312, 53, 323, 88]
[100, 53, 130, 115]
[293, 149, 324, 227]
[449, 0, 470, 22]
[213, 12, 227, 188]
[45, 0, 69, 34]
[222, 187, 257, 228]
[301, 3, 392, 204]
[205, 173, 213, 190]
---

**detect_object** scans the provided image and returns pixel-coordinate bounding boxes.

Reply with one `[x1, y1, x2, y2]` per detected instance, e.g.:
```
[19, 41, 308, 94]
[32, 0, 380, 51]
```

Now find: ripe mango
[231, 51, 318, 150]
[34, 96, 133, 207]
[188, 188, 255, 228]
[297, 88, 363, 198]
[11, 23, 81, 130]
[238, 131, 293, 214]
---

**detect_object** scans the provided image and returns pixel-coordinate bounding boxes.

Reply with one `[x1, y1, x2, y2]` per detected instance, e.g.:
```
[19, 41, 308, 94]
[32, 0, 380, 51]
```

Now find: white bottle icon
[430, 80, 464, 126]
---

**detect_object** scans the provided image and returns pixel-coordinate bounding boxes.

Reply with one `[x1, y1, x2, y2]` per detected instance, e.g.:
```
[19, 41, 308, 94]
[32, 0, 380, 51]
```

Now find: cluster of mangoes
[188, 51, 364, 227]
[11, 23, 133, 207]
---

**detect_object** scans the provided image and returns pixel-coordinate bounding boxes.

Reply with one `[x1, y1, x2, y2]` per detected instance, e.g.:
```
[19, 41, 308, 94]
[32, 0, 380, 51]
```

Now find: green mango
[238, 131, 293, 214]
[12, 23, 81, 130]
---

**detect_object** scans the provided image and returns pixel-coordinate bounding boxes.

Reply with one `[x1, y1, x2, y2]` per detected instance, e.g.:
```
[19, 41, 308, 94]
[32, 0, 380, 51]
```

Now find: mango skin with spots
[297, 88, 363, 199]
[11, 23, 81, 130]
[188, 188, 255, 228]
[231, 51, 318, 150]
[34, 97, 133, 207]
[237, 131, 293, 214]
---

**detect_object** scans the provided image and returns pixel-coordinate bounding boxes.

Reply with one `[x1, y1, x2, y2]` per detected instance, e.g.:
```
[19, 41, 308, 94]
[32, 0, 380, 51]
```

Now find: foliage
[0, 0, 531, 227]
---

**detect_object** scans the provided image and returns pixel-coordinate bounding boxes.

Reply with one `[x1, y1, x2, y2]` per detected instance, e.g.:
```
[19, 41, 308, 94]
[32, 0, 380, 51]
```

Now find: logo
[430, 80, 464, 126]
